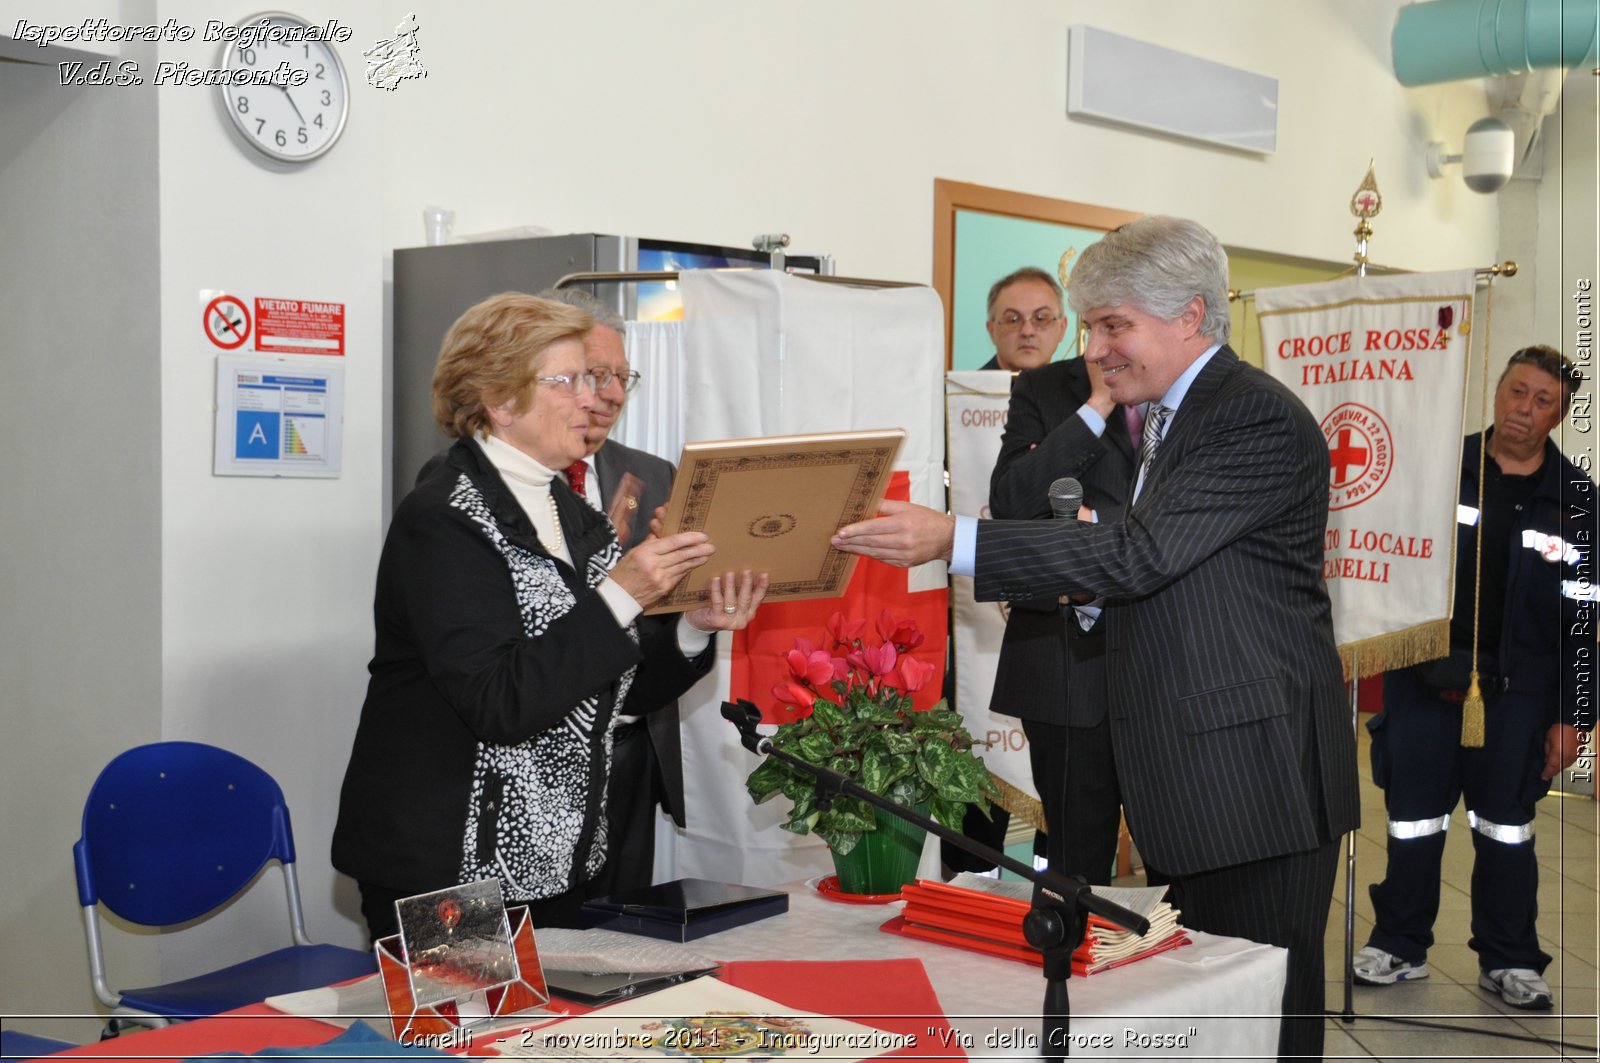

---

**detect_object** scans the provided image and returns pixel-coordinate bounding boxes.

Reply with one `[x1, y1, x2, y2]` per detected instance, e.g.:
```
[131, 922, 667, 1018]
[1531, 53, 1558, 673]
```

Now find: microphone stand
[721, 699, 1150, 1062]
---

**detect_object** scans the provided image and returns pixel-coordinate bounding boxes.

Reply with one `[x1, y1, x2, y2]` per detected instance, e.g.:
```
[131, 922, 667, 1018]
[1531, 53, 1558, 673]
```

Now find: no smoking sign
[203, 294, 251, 350]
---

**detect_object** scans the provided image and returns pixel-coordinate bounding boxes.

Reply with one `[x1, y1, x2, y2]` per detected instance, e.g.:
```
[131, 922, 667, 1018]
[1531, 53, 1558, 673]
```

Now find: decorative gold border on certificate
[647, 430, 905, 613]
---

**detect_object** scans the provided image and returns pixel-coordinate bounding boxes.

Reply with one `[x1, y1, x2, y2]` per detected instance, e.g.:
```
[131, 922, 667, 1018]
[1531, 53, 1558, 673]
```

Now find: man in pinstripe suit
[836, 216, 1359, 1062]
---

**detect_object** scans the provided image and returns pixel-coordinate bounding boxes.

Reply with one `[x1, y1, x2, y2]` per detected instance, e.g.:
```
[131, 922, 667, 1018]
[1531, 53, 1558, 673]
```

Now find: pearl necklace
[542, 491, 563, 552]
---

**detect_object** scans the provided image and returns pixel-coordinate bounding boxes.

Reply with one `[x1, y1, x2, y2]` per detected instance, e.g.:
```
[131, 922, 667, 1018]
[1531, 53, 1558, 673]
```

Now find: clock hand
[276, 84, 308, 127]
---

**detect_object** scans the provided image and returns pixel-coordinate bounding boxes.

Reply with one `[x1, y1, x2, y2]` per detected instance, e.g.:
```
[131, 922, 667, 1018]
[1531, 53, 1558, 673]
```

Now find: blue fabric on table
[181, 1021, 451, 1061]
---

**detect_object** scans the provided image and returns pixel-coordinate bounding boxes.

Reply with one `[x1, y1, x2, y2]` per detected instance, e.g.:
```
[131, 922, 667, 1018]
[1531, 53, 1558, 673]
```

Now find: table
[43, 883, 1283, 1061]
[686, 884, 1285, 1060]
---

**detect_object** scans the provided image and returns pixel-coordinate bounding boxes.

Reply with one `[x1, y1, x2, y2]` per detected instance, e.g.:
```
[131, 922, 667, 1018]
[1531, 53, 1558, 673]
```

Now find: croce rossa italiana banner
[1257, 271, 1475, 677]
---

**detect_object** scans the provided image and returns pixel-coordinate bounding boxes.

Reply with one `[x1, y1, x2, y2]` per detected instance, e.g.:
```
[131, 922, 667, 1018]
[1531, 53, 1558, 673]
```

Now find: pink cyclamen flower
[771, 679, 817, 709]
[896, 655, 936, 694]
[859, 641, 898, 678]
[826, 611, 868, 648]
[785, 648, 838, 688]
[877, 610, 925, 652]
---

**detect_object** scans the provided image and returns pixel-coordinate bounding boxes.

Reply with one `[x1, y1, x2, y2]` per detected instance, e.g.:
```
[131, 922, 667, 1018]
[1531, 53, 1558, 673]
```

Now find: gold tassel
[1460, 674, 1486, 747]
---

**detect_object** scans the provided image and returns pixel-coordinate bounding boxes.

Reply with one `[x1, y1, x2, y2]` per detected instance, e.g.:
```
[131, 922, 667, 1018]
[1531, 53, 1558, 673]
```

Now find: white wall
[150, 0, 386, 976]
[1536, 70, 1599, 457]
[375, 0, 1499, 278]
[1, 0, 1550, 1037]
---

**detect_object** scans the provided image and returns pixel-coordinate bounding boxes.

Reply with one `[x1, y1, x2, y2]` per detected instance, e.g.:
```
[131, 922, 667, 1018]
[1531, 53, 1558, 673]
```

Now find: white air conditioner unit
[1067, 25, 1279, 155]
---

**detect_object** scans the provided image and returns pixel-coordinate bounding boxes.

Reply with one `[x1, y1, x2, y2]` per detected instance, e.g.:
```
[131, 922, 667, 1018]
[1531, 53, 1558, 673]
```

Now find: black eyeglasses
[992, 310, 1063, 332]
[588, 367, 642, 393]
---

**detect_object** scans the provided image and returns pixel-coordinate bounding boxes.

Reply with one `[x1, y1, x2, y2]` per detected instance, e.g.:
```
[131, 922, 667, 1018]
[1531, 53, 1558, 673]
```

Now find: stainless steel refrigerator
[391, 233, 827, 507]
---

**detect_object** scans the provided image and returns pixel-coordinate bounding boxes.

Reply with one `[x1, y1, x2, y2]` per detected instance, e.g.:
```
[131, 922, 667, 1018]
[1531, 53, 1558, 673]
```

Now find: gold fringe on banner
[1339, 619, 1451, 682]
[986, 772, 1047, 833]
[1460, 677, 1487, 745]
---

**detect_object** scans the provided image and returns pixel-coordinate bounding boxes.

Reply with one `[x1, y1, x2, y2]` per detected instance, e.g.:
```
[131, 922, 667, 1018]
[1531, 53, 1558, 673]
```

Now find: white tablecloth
[690, 883, 1285, 1060]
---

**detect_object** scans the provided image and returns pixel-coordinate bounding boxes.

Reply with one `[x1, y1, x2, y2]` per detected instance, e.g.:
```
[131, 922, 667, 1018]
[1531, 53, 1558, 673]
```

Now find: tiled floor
[1314, 722, 1600, 1061]
[1098, 719, 1599, 1060]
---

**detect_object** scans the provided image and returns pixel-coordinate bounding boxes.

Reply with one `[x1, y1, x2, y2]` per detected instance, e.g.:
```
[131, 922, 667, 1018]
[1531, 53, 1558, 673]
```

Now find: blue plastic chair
[73, 742, 376, 1031]
[0, 1031, 78, 1059]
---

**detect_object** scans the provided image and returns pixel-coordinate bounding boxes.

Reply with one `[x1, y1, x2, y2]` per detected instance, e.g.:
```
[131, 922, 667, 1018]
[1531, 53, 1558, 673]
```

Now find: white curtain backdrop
[645, 269, 948, 887]
[612, 320, 686, 462]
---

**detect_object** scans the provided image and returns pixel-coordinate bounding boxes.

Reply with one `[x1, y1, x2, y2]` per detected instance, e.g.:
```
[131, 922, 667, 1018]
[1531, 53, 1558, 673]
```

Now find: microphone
[1048, 477, 1084, 521]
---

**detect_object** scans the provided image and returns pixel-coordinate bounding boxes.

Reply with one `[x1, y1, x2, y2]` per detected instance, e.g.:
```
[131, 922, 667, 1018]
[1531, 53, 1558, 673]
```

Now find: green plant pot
[830, 805, 927, 895]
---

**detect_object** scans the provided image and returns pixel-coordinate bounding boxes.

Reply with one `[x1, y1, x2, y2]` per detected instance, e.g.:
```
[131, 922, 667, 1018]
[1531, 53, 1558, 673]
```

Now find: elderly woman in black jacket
[333, 293, 765, 937]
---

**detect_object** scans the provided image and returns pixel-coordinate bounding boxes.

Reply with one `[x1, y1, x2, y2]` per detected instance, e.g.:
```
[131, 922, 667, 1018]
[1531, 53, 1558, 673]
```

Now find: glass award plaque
[395, 879, 519, 1009]
[373, 879, 550, 1041]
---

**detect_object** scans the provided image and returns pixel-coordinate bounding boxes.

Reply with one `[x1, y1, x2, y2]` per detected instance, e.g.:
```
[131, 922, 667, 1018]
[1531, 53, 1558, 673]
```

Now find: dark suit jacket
[974, 347, 1359, 876]
[593, 439, 688, 828]
[987, 359, 1137, 728]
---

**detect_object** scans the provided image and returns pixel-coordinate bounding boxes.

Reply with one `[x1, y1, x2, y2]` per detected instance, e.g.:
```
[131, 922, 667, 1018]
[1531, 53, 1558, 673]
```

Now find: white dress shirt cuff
[1077, 405, 1107, 436]
[951, 515, 979, 577]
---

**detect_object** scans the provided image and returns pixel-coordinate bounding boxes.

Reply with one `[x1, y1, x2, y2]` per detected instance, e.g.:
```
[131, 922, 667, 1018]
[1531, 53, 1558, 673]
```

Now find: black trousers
[1367, 671, 1551, 974]
[585, 719, 661, 899]
[942, 716, 1122, 878]
[1156, 840, 1340, 1063]
[1027, 715, 1122, 885]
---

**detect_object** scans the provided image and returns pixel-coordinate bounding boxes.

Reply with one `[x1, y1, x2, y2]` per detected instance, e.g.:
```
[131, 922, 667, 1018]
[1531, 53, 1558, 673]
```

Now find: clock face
[218, 13, 349, 163]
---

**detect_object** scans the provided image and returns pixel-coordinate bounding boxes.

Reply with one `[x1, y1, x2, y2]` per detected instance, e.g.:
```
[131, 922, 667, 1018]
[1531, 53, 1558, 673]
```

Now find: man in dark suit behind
[989, 356, 1136, 885]
[540, 288, 685, 899]
[834, 216, 1359, 1062]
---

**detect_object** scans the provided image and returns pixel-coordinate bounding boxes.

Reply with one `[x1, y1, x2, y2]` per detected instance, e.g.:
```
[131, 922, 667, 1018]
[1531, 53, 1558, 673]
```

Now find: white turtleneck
[479, 432, 572, 565]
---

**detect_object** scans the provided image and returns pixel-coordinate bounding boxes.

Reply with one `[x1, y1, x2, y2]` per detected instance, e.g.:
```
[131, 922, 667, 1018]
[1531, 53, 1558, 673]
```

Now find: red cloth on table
[729, 471, 949, 722]
[717, 958, 964, 1060]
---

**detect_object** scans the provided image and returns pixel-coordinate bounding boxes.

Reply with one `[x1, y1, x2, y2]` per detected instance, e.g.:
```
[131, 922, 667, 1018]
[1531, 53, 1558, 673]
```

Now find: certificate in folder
[644, 429, 905, 614]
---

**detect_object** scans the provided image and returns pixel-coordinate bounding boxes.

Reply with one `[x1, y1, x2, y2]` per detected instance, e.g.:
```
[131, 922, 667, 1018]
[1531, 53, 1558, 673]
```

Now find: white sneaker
[1352, 945, 1430, 985]
[1479, 967, 1553, 1010]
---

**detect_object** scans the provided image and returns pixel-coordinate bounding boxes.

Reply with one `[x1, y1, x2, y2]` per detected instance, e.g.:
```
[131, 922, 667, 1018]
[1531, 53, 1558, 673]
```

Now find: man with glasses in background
[538, 287, 688, 899]
[947, 265, 1072, 875]
[980, 266, 1069, 372]
[953, 264, 1135, 891]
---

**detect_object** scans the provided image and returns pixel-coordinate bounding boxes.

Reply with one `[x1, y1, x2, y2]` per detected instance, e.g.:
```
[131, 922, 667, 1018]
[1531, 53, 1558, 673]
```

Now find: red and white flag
[1257, 271, 1475, 677]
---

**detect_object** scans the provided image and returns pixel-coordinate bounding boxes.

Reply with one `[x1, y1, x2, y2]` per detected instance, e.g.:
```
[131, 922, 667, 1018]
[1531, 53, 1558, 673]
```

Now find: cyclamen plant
[744, 610, 996, 855]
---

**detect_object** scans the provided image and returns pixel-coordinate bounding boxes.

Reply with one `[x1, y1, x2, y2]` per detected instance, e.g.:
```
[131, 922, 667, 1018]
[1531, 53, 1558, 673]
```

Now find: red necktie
[565, 460, 588, 499]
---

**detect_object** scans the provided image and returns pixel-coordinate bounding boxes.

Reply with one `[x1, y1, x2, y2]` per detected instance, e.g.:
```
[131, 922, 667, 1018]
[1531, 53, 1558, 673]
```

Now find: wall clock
[218, 12, 349, 164]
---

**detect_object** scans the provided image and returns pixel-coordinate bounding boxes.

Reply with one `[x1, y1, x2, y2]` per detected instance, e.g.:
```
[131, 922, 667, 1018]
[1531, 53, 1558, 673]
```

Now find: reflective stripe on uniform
[1467, 809, 1534, 844]
[1563, 579, 1600, 603]
[1522, 528, 1582, 565]
[1388, 814, 1450, 839]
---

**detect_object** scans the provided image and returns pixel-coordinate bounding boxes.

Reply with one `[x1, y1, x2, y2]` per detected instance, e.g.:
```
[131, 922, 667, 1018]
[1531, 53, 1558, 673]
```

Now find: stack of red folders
[887, 874, 1189, 975]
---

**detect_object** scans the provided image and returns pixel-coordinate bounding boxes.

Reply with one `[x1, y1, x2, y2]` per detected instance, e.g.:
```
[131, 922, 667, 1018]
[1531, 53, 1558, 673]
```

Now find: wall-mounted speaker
[1067, 25, 1278, 155]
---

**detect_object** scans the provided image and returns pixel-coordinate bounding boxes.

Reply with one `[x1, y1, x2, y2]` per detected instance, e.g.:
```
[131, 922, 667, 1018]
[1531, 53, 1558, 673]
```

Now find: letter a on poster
[214, 354, 344, 477]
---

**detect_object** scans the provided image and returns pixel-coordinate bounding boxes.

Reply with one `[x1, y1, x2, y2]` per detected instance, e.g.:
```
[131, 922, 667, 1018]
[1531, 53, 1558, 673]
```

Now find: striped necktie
[1140, 404, 1172, 472]
[1139, 406, 1177, 505]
